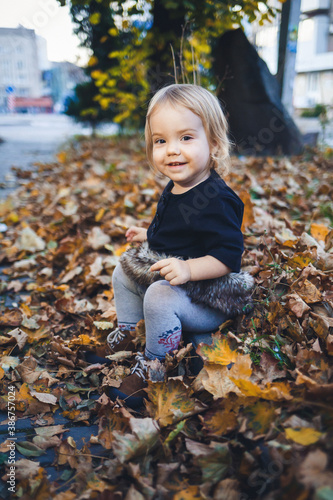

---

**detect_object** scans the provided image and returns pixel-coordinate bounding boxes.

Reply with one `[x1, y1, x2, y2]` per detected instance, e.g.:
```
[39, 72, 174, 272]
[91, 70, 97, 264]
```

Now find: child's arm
[150, 255, 231, 286]
[126, 226, 148, 242]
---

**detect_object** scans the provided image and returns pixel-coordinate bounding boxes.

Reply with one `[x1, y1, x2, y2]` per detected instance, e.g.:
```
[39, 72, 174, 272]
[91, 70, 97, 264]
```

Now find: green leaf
[314, 487, 333, 500]
[65, 383, 92, 393]
[16, 441, 45, 457]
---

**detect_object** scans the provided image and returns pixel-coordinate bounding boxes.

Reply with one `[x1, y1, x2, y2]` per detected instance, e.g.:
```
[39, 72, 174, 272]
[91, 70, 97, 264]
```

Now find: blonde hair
[145, 83, 231, 177]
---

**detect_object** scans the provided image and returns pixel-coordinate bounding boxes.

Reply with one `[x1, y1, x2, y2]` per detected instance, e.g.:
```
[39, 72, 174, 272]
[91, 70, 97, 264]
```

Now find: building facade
[295, 0, 333, 108]
[0, 26, 43, 112]
[0, 26, 86, 113]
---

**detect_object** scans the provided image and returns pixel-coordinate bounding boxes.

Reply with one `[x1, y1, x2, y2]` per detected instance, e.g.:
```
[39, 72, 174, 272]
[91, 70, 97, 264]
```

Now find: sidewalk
[294, 116, 333, 147]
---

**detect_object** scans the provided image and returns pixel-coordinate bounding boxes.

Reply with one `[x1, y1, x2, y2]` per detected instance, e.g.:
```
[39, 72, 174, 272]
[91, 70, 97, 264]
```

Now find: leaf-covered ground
[0, 137, 332, 500]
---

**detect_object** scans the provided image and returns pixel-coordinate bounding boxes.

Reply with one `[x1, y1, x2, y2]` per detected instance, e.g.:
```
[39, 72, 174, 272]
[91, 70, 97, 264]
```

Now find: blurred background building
[249, 0, 333, 112]
[0, 25, 85, 113]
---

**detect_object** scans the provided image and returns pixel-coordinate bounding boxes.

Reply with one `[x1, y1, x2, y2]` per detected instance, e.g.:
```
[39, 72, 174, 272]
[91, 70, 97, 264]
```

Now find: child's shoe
[107, 352, 148, 409]
[107, 327, 137, 354]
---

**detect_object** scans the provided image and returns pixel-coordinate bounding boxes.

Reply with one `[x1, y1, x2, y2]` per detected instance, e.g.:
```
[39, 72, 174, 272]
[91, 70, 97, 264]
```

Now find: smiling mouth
[168, 162, 186, 166]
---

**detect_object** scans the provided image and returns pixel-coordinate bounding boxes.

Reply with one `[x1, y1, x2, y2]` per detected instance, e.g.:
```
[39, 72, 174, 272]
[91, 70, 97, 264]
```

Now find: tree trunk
[212, 28, 303, 156]
[148, 0, 186, 92]
[276, 0, 301, 116]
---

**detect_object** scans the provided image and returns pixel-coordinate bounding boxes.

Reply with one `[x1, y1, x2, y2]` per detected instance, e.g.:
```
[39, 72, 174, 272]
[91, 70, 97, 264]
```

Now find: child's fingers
[150, 259, 170, 272]
[126, 226, 136, 236]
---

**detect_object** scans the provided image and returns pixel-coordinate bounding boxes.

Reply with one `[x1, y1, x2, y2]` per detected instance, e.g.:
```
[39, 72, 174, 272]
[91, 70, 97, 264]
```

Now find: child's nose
[167, 141, 180, 155]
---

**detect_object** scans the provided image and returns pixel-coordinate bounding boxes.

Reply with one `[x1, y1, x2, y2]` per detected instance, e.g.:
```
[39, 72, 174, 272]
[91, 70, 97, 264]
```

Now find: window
[307, 72, 319, 92]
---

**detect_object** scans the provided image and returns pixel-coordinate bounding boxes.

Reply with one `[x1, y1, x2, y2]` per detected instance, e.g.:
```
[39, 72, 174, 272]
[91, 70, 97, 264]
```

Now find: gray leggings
[112, 262, 228, 360]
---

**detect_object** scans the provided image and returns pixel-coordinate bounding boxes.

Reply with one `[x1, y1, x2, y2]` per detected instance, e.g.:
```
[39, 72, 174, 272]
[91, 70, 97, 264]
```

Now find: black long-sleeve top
[147, 169, 244, 273]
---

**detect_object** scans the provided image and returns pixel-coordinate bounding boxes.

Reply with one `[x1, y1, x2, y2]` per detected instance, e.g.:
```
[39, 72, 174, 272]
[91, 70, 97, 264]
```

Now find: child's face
[149, 103, 213, 193]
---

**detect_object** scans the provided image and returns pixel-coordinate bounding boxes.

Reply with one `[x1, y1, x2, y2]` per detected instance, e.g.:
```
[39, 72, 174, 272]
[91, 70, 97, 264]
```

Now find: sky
[0, 0, 90, 66]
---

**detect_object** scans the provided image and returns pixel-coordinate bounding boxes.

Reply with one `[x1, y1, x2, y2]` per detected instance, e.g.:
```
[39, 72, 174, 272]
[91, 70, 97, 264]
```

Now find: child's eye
[181, 135, 192, 141]
[154, 138, 165, 144]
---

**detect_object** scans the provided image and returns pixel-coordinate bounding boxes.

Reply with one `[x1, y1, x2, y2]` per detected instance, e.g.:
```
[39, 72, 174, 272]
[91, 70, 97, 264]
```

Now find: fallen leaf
[299, 450, 333, 489]
[15, 441, 45, 457]
[145, 379, 204, 427]
[112, 417, 159, 463]
[186, 439, 231, 483]
[15, 226, 46, 252]
[285, 427, 323, 445]
[0, 309, 22, 326]
[196, 333, 238, 365]
[14, 459, 41, 480]
[310, 223, 330, 242]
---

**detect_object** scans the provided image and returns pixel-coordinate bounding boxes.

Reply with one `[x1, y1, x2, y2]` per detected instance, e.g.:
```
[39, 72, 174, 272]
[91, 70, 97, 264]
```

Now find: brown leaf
[98, 409, 129, 450]
[30, 390, 57, 405]
[285, 293, 311, 318]
[13, 459, 41, 480]
[32, 435, 61, 450]
[252, 352, 286, 383]
[213, 478, 241, 500]
[292, 279, 322, 304]
[200, 398, 239, 436]
[309, 312, 330, 340]
[16, 357, 40, 383]
[0, 308, 22, 326]
[57, 438, 78, 468]
[299, 450, 333, 489]
[7, 327, 28, 349]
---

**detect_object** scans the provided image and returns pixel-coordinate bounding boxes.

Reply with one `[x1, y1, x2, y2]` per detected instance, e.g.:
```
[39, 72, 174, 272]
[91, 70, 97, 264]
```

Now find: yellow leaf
[145, 380, 203, 427]
[95, 208, 105, 222]
[0, 367, 4, 380]
[88, 56, 98, 66]
[89, 12, 101, 24]
[230, 379, 292, 401]
[310, 223, 330, 242]
[230, 378, 263, 398]
[196, 333, 238, 365]
[57, 151, 67, 164]
[245, 401, 277, 433]
[114, 243, 130, 256]
[288, 253, 314, 270]
[200, 365, 242, 400]
[7, 212, 20, 223]
[108, 27, 118, 36]
[228, 353, 252, 379]
[285, 427, 322, 445]
[91, 70, 102, 79]
[263, 381, 292, 401]
[173, 485, 202, 499]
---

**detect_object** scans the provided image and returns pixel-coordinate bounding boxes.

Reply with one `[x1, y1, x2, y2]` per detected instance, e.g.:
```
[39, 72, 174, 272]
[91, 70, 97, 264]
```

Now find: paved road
[0, 113, 117, 200]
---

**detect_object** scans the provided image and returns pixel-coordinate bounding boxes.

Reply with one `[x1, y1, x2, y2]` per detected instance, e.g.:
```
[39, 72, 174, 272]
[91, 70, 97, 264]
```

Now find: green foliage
[64, 81, 114, 133]
[301, 104, 328, 118]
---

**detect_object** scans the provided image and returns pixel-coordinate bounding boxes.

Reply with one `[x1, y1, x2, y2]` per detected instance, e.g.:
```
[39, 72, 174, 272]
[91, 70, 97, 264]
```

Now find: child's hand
[150, 258, 191, 286]
[125, 226, 148, 242]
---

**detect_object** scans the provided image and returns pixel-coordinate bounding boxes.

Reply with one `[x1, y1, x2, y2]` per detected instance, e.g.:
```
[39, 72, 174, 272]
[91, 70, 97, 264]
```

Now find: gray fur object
[119, 241, 254, 316]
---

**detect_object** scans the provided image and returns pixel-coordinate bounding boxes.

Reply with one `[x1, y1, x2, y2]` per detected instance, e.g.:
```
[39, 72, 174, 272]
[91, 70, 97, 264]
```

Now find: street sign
[5, 86, 15, 94]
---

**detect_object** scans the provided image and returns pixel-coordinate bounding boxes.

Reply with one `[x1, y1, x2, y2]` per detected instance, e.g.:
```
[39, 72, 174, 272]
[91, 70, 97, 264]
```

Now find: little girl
[103, 84, 253, 407]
